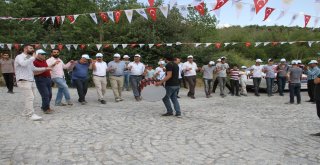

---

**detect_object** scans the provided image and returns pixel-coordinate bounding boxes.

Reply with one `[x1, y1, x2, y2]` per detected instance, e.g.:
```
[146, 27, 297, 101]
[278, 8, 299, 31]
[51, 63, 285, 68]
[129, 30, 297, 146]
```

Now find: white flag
[45, 17, 50, 23]
[160, 5, 169, 18]
[122, 44, 128, 49]
[255, 42, 262, 47]
[61, 16, 65, 25]
[42, 44, 48, 49]
[124, 10, 133, 23]
[65, 44, 71, 51]
[289, 14, 298, 26]
[289, 41, 296, 45]
[107, 12, 115, 22]
[177, 5, 188, 18]
[314, 17, 319, 28]
[176, 42, 182, 45]
[169, 0, 177, 10]
[136, 9, 148, 20]
[205, 43, 212, 47]
[89, 13, 98, 24]
[195, 43, 201, 47]
[113, 44, 119, 49]
[308, 41, 315, 47]
[72, 44, 78, 50]
[166, 43, 173, 46]
[192, 0, 203, 6]
[139, 44, 145, 48]
[96, 44, 102, 50]
[73, 15, 79, 23]
[51, 17, 55, 25]
[33, 18, 40, 23]
[6, 44, 12, 50]
[149, 44, 154, 48]
[0, 43, 3, 49]
[280, 42, 287, 45]
[232, 42, 238, 45]
[263, 42, 270, 46]
[50, 44, 56, 49]
[224, 43, 230, 47]
[276, 11, 286, 21]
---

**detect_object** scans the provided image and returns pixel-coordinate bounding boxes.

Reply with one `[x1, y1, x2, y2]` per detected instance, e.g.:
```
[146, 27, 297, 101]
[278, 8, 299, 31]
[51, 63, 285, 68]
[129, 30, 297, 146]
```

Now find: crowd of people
[0, 44, 320, 121]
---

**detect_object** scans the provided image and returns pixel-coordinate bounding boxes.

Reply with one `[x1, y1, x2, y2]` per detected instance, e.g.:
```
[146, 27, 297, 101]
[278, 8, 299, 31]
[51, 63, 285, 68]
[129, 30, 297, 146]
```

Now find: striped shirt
[230, 69, 240, 80]
[306, 66, 320, 80]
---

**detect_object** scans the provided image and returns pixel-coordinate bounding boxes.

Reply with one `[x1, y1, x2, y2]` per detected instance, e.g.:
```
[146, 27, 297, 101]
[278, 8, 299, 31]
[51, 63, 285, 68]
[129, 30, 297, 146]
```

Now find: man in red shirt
[33, 49, 53, 114]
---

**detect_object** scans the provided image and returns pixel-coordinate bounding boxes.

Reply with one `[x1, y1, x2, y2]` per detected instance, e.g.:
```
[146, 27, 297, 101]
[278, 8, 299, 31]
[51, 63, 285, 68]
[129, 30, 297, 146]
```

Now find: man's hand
[314, 77, 320, 84]
[155, 81, 162, 86]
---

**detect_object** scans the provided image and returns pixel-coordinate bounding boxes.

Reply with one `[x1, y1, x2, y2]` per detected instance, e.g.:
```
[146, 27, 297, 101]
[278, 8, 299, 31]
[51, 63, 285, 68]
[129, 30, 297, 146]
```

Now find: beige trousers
[93, 76, 107, 100]
[17, 81, 36, 117]
[109, 76, 124, 99]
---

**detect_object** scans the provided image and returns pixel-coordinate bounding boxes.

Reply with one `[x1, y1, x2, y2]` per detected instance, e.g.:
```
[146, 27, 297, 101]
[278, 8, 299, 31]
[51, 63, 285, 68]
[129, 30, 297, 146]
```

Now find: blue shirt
[72, 61, 90, 80]
[306, 66, 320, 80]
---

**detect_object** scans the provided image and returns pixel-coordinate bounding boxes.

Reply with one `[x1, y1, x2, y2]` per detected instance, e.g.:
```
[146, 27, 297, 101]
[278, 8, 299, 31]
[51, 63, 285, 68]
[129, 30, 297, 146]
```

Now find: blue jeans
[289, 83, 301, 103]
[73, 78, 88, 102]
[35, 77, 52, 111]
[203, 78, 213, 96]
[123, 72, 130, 90]
[253, 77, 262, 95]
[52, 77, 71, 104]
[218, 77, 227, 96]
[130, 75, 142, 97]
[162, 86, 181, 115]
[278, 76, 286, 95]
[266, 78, 274, 96]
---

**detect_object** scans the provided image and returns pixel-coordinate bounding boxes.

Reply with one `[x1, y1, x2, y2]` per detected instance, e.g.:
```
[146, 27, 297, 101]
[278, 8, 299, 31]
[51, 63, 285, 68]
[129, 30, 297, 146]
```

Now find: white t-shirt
[239, 71, 248, 81]
[128, 62, 145, 75]
[155, 67, 166, 80]
[178, 63, 183, 79]
[183, 61, 197, 76]
[250, 65, 264, 78]
[93, 61, 108, 76]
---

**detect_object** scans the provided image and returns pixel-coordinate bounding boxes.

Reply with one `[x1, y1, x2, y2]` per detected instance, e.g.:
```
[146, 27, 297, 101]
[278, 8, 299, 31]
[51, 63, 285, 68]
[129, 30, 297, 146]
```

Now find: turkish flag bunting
[245, 42, 251, 47]
[195, 2, 206, 16]
[14, 44, 20, 50]
[272, 42, 278, 46]
[34, 44, 41, 49]
[99, 12, 108, 22]
[114, 11, 122, 23]
[304, 15, 311, 28]
[80, 44, 86, 50]
[67, 15, 75, 24]
[148, 0, 154, 7]
[147, 8, 157, 21]
[254, 0, 269, 14]
[214, 0, 229, 10]
[263, 7, 274, 21]
[57, 43, 64, 51]
[130, 44, 137, 48]
[56, 16, 61, 24]
[215, 43, 221, 49]
[104, 44, 110, 48]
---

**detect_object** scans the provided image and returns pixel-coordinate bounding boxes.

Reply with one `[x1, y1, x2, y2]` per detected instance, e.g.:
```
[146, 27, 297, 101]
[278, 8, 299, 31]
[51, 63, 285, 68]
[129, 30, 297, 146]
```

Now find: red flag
[130, 44, 137, 48]
[148, 0, 154, 7]
[114, 11, 122, 23]
[245, 42, 251, 47]
[195, 2, 206, 16]
[56, 16, 61, 24]
[104, 44, 110, 48]
[99, 12, 108, 22]
[254, 0, 269, 14]
[156, 44, 162, 47]
[34, 44, 41, 49]
[57, 43, 64, 51]
[79, 44, 86, 50]
[14, 44, 20, 50]
[147, 8, 157, 21]
[263, 7, 275, 21]
[215, 43, 221, 49]
[214, 0, 229, 10]
[304, 15, 311, 28]
[67, 15, 75, 24]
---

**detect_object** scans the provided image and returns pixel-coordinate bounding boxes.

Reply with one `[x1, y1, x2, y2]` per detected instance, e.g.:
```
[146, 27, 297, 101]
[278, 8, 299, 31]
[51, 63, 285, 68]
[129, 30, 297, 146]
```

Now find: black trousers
[185, 76, 196, 97]
[73, 79, 88, 102]
[307, 80, 315, 102]
[2, 73, 14, 92]
[212, 78, 231, 93]
[230, 79, 240, 95]
[317, 100, 320, 119]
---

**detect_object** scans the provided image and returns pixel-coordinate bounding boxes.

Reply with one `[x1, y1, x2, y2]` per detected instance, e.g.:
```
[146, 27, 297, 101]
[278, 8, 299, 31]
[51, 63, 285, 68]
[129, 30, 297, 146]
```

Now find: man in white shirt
[183, 55, 198, 99]
[14, 44, 50, 121]
[128, 54, 146, 101]
[92, 53, 108, 104]
[250, 59, 264, 96]
[215, 57, 229, 97]
[108, 53, 127, 102]
[154, 61, 166, 80]
[46, 49, 73, 106]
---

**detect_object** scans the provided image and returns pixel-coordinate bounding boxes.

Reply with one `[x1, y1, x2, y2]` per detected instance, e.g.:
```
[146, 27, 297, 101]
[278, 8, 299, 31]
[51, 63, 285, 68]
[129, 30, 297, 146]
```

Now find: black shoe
[190, 96, 195, 99]
[177, 96, 180, 98]
[311, 132, 320, 136]
[162, 113, 173, 116]
[306, 100, 314, 102]
[175, 114, 182, 118]
[279, 94, 284, 96]
[235, 94, 241, 97]
[8, 91, 14, 94]
[231, 94, 234, 96]
[100, 100, 106, 104]
[255, 94, 260, 97]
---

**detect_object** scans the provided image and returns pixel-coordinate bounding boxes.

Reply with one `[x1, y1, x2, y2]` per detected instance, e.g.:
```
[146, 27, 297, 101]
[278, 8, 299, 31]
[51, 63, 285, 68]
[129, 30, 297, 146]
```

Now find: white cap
[241, 66, 247, 69]
[81, 54, 90, 59]
[123, 55, 129, 58]
[187, 55, 193, 59]
[36, 49, 47, 55]
[308, 60, 318, 64]
[221, 56, 226, 60]
[217, 58, 221, 62]
[280, 58, 286, 62]
[114, 53, 121, 58]
[292, 60, 298, 65]
[96, 53, 103, 57]
[209, 61, 215, 65]
[134, 54, 141, 58]
[256, 59, 263, 63]
[158, 61, 165, 65]
[297, 60, 302, 64]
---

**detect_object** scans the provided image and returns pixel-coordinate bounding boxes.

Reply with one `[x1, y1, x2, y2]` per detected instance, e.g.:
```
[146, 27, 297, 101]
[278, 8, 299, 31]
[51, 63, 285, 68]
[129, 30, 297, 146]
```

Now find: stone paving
[0, 87, 320, 165]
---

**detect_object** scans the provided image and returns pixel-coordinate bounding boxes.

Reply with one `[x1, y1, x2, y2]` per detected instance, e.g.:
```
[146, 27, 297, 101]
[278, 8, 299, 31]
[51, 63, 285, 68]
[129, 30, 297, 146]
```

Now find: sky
[138, 0, 320, 28]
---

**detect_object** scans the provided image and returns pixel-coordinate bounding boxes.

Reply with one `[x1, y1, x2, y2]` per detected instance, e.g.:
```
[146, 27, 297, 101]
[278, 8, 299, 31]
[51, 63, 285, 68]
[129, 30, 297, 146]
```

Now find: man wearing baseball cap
[215, 56, 230, 98]
[182, 55, 198, 99]
[92, 53, 108, 104]
[286, 60, 303, 104]
[201, 61, 216, 98]
[122, 55, 131, 91]
[108, 53, 127, 102]
[276, 58, 289, 96]
[249, 59, 264, 96]
[304, 60, 320, 103]
[128, 54, 146, 101]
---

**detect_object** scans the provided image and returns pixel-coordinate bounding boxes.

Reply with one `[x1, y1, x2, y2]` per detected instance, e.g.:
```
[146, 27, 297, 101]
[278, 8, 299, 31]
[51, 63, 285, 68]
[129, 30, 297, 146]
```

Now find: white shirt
[128, 62, 145, 75]
[183, 61, 197, 76]
[239, 71, 248, 81]
[178, 63, 183, 79]
[93, 61, 108, 76]
[46, 57, 69, 78]
[250, 65, 264, 78]
[155, 67, 166, 80]
[14, 53, 46, 81]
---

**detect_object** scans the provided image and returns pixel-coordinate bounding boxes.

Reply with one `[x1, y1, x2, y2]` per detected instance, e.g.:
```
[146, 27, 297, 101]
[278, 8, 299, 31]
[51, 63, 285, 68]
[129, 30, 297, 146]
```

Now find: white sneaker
[30, 114, 42, 121]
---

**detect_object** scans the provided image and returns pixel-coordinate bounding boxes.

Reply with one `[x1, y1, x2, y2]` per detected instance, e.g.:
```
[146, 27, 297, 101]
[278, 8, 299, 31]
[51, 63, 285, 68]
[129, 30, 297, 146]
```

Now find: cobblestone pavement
[0, 87, 320, 165]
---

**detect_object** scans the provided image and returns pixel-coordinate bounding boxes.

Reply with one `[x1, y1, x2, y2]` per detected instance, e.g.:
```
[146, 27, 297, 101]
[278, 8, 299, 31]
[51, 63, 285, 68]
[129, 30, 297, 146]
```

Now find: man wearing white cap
[263, 58, 276, 97]
[183, 55, 198, 99]
[154, 61, 166, 80]
[250, 59, 264, 96]
[14, 45, 51, 121]
[108, 53, 127, 102]
[215, 56, 230, 97]
[287, 60, 303, 104]
[276, 58, 289, 96]
[122, 55, 131, 91]
[68, 54, 92, 105]
[304, 60, 320, 103]
[128, 54, 146, 101]
[201, 61, 216, 98]
[91, 53, 108, 104]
